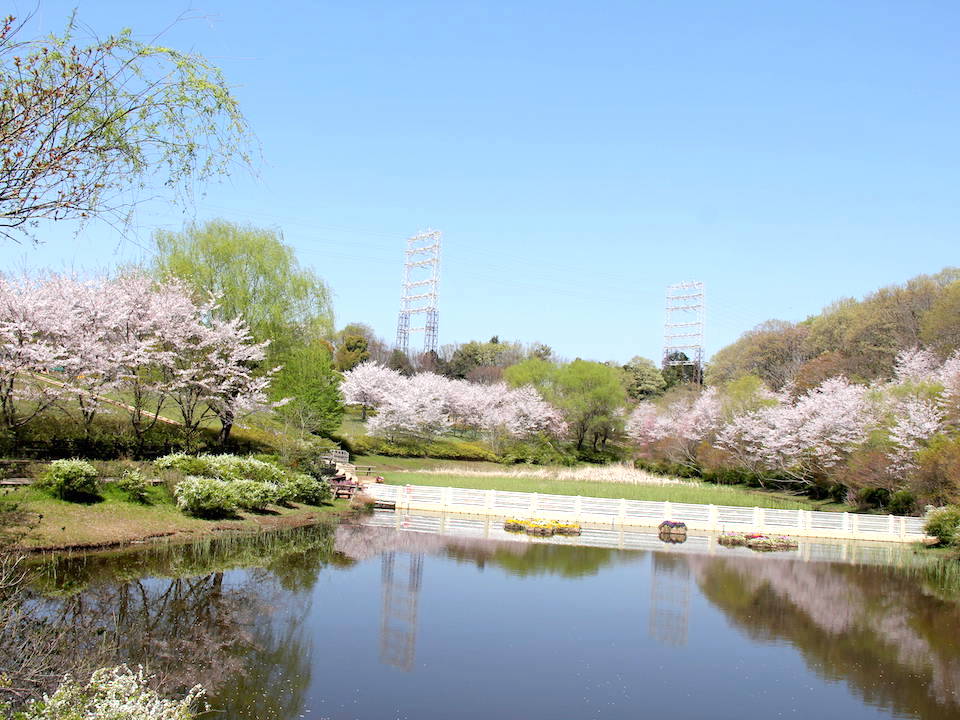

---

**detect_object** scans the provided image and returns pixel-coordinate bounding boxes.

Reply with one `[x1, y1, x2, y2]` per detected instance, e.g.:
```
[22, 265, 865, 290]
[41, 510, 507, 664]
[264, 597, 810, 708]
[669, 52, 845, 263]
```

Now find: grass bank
[1, 484, 346, 552]
[355, 456, 847, 511]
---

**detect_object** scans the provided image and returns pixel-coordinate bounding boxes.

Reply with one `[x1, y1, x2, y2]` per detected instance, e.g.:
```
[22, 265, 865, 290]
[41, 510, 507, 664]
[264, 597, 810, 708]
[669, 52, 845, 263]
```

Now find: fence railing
[366, 483, 929, 543]
[321, 449, 350, 465]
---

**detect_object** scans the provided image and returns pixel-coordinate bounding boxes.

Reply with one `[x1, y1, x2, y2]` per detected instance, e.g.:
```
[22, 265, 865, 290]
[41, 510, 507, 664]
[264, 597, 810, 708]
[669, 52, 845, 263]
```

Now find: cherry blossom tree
[366, 372, 452, 439]
[0, 270, 277, 449]
[0, 274, 69, 434]
[340, 362, 404, 419]
[626, 388, 724, 466]
[887, 397, 944, 473]
[894, 347, 941, 384]
[718, 377, 876, 483]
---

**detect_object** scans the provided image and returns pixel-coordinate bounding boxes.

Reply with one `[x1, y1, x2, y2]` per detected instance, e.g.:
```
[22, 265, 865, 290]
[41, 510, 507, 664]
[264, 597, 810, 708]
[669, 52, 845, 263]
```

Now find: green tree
[553, 360, 627, 451]
[270, 341, 344, 437]
[921, 280, 960, 357]
[706, 321, 809, 390]
[387, 349, 414, 376]
[503, 357, 558, 392]
[152, 220, 334, 361]
[334, 334, 370, 372]
[622, 356, 666, 400]
[0, 13, 251, 243]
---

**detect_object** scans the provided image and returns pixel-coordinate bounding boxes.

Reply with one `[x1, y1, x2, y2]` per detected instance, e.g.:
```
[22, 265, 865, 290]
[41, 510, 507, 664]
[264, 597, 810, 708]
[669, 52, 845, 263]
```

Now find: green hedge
[337, 434, 499, 462]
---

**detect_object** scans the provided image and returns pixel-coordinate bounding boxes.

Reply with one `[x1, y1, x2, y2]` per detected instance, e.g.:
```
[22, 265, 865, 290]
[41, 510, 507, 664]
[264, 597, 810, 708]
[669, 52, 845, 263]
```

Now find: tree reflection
[692, 555, 960, 718]
[19, 524, 340, 714]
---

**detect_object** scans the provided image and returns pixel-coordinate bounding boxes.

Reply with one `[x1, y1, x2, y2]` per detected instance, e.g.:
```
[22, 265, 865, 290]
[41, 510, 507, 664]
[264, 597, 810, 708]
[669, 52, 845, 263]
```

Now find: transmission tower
[662, 281, 705, 384]
[396, 230, 442, 356]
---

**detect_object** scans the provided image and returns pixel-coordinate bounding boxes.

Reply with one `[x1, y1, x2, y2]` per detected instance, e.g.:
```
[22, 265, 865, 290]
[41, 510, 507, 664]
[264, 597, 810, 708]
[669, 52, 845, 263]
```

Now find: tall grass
[401, 463, 699, 486]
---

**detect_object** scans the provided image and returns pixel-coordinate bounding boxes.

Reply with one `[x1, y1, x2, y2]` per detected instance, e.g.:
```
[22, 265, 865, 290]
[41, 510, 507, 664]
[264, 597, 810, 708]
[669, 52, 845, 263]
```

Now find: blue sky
[4, 0, 958, 363]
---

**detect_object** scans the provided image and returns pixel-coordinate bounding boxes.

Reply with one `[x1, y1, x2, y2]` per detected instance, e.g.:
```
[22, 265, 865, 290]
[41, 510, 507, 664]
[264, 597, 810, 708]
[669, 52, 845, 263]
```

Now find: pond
[22, 510, 960, 720]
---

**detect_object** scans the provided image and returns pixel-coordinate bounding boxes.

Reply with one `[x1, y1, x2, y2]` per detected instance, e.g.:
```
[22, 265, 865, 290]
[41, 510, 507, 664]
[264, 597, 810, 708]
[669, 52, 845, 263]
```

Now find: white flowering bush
[279, 473, 332, 506]
[17, 665, 205, 719]
[154, 453, 212, 476]
[155, 453, 285, 484]
[36, 459, 100, 500]
[230, 479, 279, 511]
[205, 455, 285, 484]
[174, 476, 237, 518]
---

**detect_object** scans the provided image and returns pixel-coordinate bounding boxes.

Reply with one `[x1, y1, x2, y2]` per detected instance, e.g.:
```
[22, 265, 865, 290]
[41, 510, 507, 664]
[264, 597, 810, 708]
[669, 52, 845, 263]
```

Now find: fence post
[663, 501, 673, 521]
[888, 514, 896, 537]
[850, 513, 859, 535]
[708, 504, 719, 532]
[441, 486, 452, 508]
[530, 493, 539, 515]
[575, 496, 583, 522]
[841, 512, 851, 534]
[753, 506, 765, 530]
[899, 517, 907, 540]
[485, 489, 495, 512]
[797, 509, 804, 531]
[618, 498, 627, 527]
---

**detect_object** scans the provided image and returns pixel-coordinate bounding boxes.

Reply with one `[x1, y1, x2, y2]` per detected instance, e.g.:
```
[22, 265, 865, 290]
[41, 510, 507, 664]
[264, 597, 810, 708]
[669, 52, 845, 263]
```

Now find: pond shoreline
[2, 497, 352, 554]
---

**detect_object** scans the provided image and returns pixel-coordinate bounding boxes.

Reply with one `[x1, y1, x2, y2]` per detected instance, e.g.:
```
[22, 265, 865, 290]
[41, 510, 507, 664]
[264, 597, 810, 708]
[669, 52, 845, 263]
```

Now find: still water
[30, 511, 960, 720]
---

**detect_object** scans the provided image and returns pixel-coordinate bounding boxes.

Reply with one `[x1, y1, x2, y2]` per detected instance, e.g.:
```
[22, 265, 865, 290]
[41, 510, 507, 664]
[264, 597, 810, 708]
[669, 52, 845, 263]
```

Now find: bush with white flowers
[17, 665, 205, 720]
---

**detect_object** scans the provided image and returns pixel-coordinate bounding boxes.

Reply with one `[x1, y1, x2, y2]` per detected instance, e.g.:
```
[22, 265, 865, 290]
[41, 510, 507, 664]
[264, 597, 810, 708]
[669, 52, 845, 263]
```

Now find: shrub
[912, 436, 960, 507]
[155, 453, 213, 476]
[230, 479, 280, 511]
[342, 434, 499, 462]
[36, 459, 100, 500]
[18, 664, 206, 719]
[116, 470, 150, 503]
[888, 490, 917, 516]
[499, 438, 577, 466]
[155, 453, 286, 484]
[279, 473, 333, 506]
[205, 455, 286, 484]
[174, 477, 237, 518]
[925, 506, 960, 546]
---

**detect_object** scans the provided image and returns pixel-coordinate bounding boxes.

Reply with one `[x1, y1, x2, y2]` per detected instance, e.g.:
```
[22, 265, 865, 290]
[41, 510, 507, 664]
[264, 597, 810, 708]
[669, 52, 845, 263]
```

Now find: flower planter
[503, 518, 582, 537]
[718, 532, 798, 552]
[658, 520, 688, 543]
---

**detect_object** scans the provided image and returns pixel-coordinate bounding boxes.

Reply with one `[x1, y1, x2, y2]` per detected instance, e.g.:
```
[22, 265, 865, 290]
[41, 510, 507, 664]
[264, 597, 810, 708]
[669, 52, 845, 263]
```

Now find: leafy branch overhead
[0, 13, 252, 242]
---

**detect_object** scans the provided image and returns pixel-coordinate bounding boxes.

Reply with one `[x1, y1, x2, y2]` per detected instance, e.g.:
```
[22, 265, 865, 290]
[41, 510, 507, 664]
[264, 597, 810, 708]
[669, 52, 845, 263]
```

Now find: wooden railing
[366, 483, 929, 543]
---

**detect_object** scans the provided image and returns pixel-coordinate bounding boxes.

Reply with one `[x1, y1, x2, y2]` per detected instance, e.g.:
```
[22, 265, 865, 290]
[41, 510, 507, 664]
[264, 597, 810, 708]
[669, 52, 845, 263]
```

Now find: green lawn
[363, 461, 846, 511]
[1, 483, 345, 550]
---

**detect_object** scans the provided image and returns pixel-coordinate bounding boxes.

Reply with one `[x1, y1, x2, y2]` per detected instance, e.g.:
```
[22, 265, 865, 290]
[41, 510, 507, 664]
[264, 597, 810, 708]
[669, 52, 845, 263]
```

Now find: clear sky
[4, 0, 958, 364]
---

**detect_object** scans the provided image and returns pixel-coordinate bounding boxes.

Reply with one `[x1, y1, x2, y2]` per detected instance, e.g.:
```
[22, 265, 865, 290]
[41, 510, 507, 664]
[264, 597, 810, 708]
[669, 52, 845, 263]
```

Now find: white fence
[366, 483, 929, 543]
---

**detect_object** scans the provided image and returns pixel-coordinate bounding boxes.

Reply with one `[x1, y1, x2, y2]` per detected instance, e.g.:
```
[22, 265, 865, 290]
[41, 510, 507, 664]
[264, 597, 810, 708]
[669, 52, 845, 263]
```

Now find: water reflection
[692, 554, 960, 717]
[20, 515, 960, 720]
[379, 552, 423, 671]
[648, 553, 691, 646]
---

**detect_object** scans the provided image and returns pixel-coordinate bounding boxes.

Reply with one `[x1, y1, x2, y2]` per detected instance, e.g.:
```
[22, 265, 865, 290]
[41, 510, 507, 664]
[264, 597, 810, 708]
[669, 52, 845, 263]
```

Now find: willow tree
[0, 13, 251, 243]
[152, 220, 334, 360]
